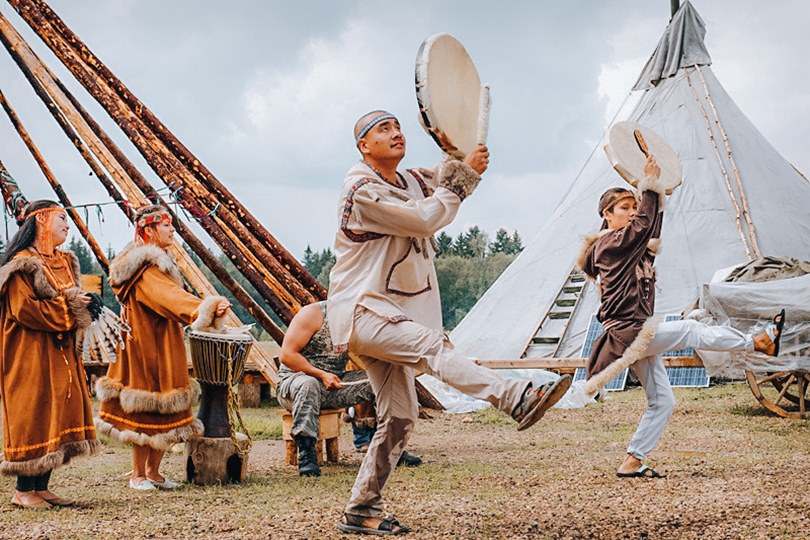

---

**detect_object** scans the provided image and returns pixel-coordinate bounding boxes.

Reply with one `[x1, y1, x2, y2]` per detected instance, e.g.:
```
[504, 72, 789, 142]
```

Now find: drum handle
[476, 84, 491, 146]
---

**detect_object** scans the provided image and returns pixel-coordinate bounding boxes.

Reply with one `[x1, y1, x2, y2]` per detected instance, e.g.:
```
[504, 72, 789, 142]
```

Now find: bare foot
[616, 453, 643, 475]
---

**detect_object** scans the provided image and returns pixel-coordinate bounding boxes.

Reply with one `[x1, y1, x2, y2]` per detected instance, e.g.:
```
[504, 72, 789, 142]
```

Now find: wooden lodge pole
[0, 90, 110, 273]
[9, 0, 327, 312]
[0, 10, 287, 343]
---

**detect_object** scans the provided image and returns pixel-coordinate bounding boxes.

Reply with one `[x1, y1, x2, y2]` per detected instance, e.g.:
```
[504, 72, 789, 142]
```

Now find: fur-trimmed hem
[583, 316, 662, 397]
[94, 417, 203, 451]
[109, 242, 184, 289]
[95, 376, 201, 414]
[438, 160, 481, 201]
[190, 296, 229, 332]
[64, 287, 92, 331]
[637, 174, 667, 207]
[0, 439, 101, 477]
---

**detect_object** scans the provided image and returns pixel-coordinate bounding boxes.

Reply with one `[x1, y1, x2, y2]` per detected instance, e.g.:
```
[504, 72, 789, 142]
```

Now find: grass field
[0, 382, 808, 539]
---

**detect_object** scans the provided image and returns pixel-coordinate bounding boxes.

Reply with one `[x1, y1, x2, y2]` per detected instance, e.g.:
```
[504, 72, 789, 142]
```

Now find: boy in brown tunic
[0, 201, 100, 508]
[579, 157, 783, 478]
[95, 205, 229, 490]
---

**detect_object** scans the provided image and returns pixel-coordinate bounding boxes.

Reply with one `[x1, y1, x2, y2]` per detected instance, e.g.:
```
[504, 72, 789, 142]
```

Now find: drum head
[415, 33, 482, 159]
[604, 121, 682, 194]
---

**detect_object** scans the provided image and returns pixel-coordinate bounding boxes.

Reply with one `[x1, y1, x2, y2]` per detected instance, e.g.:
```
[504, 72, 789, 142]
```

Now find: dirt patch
[0, 382, 808, 539]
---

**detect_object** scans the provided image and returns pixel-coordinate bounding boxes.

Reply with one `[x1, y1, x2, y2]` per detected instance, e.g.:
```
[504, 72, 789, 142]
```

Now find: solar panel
[662, 315, 710, 387]
[576, 315, 628, 391]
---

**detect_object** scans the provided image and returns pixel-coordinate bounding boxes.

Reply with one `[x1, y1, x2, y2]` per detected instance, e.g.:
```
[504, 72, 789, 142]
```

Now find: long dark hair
[0, 200, 61, 266]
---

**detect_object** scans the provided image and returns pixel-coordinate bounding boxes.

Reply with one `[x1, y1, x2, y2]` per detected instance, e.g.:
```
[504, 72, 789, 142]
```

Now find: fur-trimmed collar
[576, 231, 662, 279]
[0, 250, 82, 299]
[109, 243, 184, 295]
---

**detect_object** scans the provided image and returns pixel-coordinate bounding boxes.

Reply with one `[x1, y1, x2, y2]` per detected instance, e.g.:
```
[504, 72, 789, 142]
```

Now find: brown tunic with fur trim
[96, 243, 223, 450]
[0, 250, 100, 476]
[581, 190, 663, 379]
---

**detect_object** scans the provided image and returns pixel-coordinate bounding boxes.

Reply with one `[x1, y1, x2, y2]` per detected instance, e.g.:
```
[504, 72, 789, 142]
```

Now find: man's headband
[355, 113, 397, 142]
[598, 191, 637, 217]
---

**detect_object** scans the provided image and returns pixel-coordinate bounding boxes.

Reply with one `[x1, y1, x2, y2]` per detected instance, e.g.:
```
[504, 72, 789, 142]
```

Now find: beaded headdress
[27, 206, 67, 255]
[134, 205, 171, 244]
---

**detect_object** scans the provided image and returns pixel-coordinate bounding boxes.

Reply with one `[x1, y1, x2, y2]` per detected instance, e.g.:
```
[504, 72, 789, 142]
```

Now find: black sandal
[337, 513, 411, 536]
[616, 465, 666, 479]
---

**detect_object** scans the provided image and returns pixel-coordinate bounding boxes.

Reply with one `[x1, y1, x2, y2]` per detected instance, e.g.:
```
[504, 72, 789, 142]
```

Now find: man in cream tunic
[329, 110, 572, 535]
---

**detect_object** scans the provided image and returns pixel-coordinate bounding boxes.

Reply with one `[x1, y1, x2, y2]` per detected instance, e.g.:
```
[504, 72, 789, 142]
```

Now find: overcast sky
[1, 0, 808, 260]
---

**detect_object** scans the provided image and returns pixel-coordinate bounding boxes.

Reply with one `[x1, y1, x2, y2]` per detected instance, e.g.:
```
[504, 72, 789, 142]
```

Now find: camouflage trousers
[277, 370, 374, 439]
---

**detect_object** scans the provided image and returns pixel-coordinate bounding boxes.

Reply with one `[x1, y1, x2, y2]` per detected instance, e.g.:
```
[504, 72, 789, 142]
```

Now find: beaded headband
[135, 207, 171, 243]
[26, 206, 67, 254]
[355, 113, 397, 142]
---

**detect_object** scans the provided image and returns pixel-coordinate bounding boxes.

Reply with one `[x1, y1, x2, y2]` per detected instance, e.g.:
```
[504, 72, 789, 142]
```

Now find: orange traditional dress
[0, 248, 99, 476]
[95, 243, 225, 449]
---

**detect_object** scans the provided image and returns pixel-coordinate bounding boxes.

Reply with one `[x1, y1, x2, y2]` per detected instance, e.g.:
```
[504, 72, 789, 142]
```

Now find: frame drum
[415, 33, 490, 160]
[604, 121, 682, 195]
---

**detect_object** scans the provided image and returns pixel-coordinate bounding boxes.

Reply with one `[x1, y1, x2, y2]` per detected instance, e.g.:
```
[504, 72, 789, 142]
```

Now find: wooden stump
[185, 433, 251, 485]
[238, 382, 261, 408]
[278, 408, 342, 466]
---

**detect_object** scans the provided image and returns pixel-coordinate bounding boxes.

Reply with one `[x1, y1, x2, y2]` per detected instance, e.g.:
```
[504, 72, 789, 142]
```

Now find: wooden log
[474, 356, 704, 369]
[238, 383, 261, 408]
[0, 14, 279, 382]
[184, 434, 251, 485]
[52, 77, 285, 343]
[0, 90, 110, 273]
[14, 0, 327, 302]
[9, 0, 325, 313]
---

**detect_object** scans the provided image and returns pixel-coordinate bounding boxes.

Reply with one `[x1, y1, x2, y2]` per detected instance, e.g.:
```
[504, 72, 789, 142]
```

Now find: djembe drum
[189, 330, 250, 437]
[185, 329, 253, 485]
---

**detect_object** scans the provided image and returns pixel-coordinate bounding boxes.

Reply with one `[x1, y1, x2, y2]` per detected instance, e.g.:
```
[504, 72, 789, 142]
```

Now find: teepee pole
[0, 11, 286, 344]
[8, 0, 327, 305]
[670, 1, 680, 18]
[0, 90, 110, 273]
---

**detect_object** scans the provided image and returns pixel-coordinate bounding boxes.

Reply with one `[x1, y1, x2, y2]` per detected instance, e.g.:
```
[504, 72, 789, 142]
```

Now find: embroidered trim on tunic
[3, 425, 96, 453]
[98, 411, 194, 430]
[340, 178, 387, 243]
[406, 168, 432, 197]
[385, 242, 432, 297]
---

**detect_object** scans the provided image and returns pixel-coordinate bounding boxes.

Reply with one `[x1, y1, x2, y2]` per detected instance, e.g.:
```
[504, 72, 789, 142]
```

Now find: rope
[226, 341, 253, 457]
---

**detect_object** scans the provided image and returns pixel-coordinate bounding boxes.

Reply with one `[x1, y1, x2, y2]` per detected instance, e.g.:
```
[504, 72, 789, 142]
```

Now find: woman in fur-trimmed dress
[95, 205, 229, 491]
[0, 200, 100, 508]
[578, 156, 783, 479]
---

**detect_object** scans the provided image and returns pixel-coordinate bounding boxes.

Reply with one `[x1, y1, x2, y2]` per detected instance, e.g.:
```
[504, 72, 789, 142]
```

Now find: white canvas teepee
[450, 1, 810, 363]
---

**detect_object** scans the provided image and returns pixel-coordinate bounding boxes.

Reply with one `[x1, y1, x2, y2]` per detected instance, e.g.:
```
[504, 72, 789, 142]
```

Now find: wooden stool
[277, 408, 342, 466]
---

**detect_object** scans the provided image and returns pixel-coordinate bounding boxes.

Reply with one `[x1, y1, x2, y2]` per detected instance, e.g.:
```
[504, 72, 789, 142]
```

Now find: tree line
[5, 224, 522, 338]
[304, 226, 523, 329]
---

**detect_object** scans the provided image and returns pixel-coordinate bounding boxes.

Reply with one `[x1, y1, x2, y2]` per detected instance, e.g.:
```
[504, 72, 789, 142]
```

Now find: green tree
[435, 231, 454, 257]
[508, 230, 524, 254]
[489, 228, 524, 255]
[434, 251, 516, 329]
[68, 236, 99, 274]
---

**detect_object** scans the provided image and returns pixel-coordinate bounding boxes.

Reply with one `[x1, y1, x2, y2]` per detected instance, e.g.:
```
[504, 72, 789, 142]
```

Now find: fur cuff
[646, 238, 662, 256]
[95, 376, 201, 414]
[191, 296, 228, 332]
[637, 174, 667, 207]
[438, 160, 481, 201]
[64, 287, 93, 331]
[0, 439, 101, 477]
[583, 316, 662, 397]
[94, 417, 203, 451]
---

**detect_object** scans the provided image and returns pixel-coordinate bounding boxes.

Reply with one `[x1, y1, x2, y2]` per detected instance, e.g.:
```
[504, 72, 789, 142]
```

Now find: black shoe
[295, 436, 321, 477]
[397, 450, 422, 467]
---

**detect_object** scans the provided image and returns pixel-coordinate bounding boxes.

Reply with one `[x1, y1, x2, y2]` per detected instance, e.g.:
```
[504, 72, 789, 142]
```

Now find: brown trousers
[344, 307, 527, 517]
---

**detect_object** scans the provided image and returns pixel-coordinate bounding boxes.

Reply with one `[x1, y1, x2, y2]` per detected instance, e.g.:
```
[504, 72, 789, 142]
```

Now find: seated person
[278, 301, 420, 476]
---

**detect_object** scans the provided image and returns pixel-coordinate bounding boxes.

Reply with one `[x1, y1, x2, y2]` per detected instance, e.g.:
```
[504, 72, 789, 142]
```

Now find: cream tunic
[327, 161, 476, 351]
